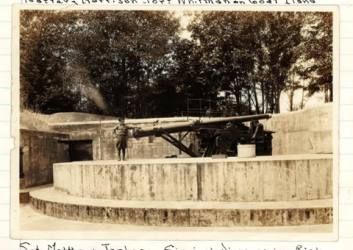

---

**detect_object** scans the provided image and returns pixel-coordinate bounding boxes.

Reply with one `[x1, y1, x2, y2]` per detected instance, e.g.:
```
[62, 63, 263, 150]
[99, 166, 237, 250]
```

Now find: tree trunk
[247, 87, 251, 115]
[324, 84, 328, 103]
[289, 76, 294, 112]
[329, 83, 333, 102]
[253, 82, 260, 114]
[122, 57, 127, 118]
[270, 83, 274, 114]
[289, 90, 294, 112]
[275, 88, 281, 113]
[261, 81, 265, 114]
[234, 76, 241, 115]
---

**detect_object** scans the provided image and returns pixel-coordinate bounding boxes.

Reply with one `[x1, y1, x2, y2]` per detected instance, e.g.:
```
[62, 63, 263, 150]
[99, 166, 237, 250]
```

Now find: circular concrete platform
[30, 187, 333, 227]
[53, 154, 333, 202]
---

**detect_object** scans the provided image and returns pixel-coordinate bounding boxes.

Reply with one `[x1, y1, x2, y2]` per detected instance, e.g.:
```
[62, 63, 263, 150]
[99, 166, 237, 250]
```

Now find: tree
[186, 11, 305, 114]
[256, 12, 305, 113]
[20, 10, 333, 117]
[20, 10, 181, 117]
[299, 12, 333, 102]
[187, 12, 261, 115]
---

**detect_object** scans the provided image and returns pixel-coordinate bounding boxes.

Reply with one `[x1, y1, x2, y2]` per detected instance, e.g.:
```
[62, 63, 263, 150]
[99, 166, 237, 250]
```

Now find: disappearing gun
[132, 114, 273, 157]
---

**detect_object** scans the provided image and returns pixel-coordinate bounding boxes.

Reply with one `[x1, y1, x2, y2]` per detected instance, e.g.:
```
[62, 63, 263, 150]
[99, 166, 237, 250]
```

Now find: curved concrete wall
[51, 118, 198, 160]
[54, 156, 332, 202]
[49, 104, 333, 159]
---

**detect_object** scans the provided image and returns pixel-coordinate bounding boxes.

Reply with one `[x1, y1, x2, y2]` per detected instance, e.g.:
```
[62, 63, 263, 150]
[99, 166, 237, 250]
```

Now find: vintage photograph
[12, 5, 338, 240]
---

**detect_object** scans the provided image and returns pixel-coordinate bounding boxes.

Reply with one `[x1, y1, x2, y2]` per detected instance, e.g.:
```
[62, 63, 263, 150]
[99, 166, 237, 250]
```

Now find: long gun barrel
[132, 114, 271, 138]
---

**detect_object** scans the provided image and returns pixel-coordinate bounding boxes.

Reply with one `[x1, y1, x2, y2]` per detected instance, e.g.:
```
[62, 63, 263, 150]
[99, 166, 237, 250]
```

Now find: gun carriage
[132, 114, 273, 157]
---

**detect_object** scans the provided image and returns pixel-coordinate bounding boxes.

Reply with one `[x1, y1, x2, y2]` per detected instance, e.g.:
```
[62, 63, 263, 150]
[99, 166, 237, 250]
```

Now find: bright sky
[175, 11, 193, 40]
[280, 88, 324, 113]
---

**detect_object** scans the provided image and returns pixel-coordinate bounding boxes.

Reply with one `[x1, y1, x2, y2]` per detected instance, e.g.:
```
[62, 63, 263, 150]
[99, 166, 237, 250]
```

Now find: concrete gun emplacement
[132, 114, 273, 157]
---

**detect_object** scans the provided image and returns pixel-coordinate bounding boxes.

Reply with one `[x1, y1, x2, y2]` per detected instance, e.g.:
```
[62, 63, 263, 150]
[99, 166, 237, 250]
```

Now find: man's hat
[118, 117, 124, 122]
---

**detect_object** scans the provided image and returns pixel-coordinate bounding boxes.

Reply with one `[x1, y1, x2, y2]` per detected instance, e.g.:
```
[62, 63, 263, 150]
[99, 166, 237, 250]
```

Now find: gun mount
[132, 114, 273, 157]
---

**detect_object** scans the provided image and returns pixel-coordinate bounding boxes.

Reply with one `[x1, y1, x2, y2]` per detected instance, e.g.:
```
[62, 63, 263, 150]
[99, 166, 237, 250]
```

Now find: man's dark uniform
[114, 120, 128, 161]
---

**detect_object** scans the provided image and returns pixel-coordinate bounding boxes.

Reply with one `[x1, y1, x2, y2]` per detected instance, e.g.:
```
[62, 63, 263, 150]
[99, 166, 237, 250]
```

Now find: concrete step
[21, 204, 333, 235]
[30, 187, 333, 227]
[20, 184, 53, 204]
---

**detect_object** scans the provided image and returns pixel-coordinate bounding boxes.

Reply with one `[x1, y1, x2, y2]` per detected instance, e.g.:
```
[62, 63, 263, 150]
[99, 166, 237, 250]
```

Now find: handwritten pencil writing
[19, 242, 321, 250]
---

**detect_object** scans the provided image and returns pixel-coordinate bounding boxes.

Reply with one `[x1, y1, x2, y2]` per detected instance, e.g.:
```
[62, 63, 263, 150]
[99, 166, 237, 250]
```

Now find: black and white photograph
[11, 5, 339, 240]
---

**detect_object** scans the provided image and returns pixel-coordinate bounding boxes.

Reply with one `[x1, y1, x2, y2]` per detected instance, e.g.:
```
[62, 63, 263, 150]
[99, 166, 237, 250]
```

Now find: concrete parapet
[51, 118, 197, 160]
[262, 104, 332, 155]
[54, 155, 333, 202]
[47, 105, 333, 159]
[29, 187, 333, 227]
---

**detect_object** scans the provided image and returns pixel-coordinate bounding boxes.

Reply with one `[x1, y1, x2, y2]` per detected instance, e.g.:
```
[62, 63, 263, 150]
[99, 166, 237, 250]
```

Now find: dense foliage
[20, 10, 333, 117]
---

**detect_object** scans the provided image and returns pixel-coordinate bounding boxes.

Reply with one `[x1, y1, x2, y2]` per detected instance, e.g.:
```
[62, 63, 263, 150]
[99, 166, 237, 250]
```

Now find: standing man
[113, 117, 128, 161]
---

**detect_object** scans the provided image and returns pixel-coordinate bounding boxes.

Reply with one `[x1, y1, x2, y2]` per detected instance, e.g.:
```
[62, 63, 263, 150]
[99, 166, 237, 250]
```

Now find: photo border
[10, 4, 340, 241]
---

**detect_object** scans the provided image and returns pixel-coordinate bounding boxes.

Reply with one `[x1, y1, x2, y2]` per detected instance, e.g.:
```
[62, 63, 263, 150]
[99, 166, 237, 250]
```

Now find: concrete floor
[20, 204, 332, 233]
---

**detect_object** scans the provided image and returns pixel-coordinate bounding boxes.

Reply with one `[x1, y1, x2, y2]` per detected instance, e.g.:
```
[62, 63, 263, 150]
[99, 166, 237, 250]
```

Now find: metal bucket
[237, 144, 256, 158]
